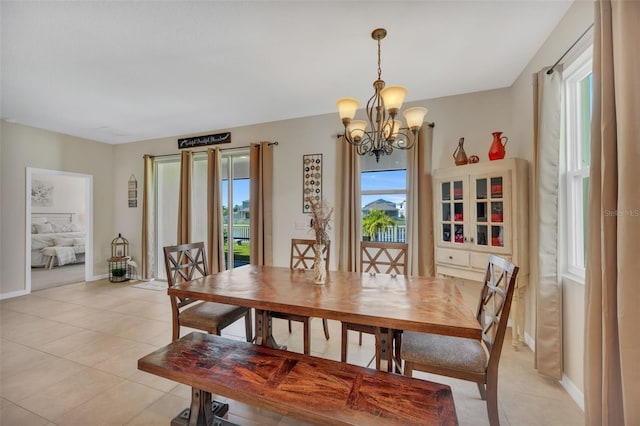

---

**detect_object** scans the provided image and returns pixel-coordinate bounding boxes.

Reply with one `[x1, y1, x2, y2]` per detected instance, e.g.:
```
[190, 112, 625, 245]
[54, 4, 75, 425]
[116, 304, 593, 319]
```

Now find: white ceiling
[1, 1, 573, 144]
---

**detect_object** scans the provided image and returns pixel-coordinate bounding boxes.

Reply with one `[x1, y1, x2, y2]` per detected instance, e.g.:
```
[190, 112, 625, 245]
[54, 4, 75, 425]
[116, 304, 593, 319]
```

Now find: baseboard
[524, 331, 535, 351]
[523, 332, 584, 411]
[0, 289, 28, 300]
[561, 373, 585, 411]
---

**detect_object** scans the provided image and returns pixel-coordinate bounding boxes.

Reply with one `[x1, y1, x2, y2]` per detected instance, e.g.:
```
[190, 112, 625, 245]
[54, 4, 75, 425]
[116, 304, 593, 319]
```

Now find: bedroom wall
[0, 121, 115, 297]
[31, 173, 88, 224]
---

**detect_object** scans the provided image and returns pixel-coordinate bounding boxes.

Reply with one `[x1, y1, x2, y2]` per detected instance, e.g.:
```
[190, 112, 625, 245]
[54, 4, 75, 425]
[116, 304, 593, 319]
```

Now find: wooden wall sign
[178, 132, 231, 149]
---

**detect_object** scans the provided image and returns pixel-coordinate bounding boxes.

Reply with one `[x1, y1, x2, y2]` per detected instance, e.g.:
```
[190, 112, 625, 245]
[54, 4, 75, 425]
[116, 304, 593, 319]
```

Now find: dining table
[168, 264, 482, 368]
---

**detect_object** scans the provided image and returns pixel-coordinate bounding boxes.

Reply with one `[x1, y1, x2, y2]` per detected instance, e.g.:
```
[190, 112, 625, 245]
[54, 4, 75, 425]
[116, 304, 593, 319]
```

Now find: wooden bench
[138, 332, 458, 426]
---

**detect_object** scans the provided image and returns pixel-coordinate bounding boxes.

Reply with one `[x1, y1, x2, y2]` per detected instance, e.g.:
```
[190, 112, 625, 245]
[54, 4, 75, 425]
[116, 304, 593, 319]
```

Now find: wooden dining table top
[169, 264, 482, 340]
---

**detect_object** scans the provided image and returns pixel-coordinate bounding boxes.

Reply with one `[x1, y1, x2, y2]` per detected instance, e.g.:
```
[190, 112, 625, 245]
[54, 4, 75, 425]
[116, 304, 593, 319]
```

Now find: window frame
[360, 151, 408, 243]
[563, 48, 592, 281]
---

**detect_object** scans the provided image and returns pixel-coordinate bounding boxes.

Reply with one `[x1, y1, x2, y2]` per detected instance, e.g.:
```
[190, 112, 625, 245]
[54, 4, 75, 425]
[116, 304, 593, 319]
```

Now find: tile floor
[0, 279, 584, 425]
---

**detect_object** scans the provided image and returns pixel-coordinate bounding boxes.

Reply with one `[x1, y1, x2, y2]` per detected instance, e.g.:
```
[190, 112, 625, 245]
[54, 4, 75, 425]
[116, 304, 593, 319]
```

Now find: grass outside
[224, 239, 250, 264]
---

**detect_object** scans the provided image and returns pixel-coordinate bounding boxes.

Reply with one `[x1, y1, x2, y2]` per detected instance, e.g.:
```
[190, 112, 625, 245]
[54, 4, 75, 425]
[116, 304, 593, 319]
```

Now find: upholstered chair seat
[180, 301, 250, 333]
[402, 331, 488, 374]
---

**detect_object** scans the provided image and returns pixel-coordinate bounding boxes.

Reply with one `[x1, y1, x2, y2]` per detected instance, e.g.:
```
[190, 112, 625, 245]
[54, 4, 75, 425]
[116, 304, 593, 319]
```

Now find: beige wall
[111, 90, 515, 272]
[0, 121, 115, 295]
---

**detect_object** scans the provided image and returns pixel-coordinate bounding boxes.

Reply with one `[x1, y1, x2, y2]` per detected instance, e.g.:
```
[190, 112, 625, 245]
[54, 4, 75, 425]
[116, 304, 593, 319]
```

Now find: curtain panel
[141, 154, 156, 280]
[207, 148, 225, 273]
[406, 124, 435, 277]
[249, 141, 274, 266]
[584, 1, 640, 424]
[177, 150, 192, 245]
[532, 66, 563, 380]
[335, 136, 361, 272]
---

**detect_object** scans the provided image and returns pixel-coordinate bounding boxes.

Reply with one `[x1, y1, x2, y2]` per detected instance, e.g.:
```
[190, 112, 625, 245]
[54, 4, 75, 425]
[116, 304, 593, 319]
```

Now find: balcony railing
[367, 225, 407, 243]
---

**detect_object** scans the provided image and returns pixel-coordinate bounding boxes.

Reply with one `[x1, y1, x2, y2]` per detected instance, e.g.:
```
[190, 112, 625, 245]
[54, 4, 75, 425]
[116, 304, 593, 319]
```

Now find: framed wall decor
[128, 174, 137, 207]
[302, 154, 322, 213]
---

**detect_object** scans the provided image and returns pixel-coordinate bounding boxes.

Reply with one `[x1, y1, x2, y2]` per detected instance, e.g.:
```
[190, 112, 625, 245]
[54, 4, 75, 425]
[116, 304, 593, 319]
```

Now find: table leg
[255, 309, 286, 350]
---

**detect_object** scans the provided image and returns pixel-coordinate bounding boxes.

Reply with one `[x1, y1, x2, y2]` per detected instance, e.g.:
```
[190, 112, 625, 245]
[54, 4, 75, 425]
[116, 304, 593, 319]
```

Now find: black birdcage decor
[111, 233, 129, 258]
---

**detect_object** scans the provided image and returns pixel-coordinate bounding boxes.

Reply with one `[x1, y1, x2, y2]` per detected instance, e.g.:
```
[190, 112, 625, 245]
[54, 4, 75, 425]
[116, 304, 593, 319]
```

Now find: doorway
[26, 168, 93, 292]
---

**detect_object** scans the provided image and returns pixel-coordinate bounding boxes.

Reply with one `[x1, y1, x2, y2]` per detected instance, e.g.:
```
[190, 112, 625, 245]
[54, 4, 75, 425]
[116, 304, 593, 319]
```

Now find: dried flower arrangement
[307, 197, 333, 245]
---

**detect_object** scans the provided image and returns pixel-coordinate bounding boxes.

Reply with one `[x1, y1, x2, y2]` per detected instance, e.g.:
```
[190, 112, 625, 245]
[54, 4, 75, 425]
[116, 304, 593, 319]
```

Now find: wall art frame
[302, 153, 322, 213]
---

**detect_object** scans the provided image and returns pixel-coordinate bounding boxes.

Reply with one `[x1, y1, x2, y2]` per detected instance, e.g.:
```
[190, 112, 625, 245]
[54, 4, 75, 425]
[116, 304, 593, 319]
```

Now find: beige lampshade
[380, 85, 408, 111]
[347, 120, 367, 140]
[336, 97, 360, 120]
[403, 106, 428, 129]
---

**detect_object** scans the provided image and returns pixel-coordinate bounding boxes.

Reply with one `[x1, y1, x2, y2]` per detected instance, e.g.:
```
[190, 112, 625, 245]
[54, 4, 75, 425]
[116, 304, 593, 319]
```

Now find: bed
[31, 213, 86, 268]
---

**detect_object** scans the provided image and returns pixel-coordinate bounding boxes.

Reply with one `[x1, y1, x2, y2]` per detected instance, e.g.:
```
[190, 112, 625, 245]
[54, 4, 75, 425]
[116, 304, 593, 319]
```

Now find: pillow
[34, 223, 54, 234]
[69, 223, 82, 232]
[51, 223, 65, 233]
[54, 237, 75, 247]
[73, 238, 85, 247]
[32, 217, 48, 224]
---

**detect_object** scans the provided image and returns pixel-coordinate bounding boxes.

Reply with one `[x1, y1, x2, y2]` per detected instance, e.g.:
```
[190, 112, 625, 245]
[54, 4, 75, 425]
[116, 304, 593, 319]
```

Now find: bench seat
[138, 332, 458, 426]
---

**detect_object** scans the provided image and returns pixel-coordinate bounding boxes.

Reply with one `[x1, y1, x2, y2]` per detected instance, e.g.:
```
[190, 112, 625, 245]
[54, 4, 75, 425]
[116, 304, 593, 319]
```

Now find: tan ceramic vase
[453, 137, 468, 166]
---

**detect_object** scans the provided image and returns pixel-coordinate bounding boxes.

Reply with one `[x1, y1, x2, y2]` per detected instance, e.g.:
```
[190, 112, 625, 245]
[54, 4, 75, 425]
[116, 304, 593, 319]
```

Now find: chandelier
[337, 28, 428, 162]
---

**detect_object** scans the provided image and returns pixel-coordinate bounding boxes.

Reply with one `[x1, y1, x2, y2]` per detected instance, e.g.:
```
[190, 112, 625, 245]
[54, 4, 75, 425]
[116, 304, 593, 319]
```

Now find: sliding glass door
[155, 151, 250, 279]
[220, 153, 250, 269]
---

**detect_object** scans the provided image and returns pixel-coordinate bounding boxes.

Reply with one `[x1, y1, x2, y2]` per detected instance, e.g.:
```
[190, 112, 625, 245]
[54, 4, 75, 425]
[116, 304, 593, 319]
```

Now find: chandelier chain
[377, 38, 382, 81]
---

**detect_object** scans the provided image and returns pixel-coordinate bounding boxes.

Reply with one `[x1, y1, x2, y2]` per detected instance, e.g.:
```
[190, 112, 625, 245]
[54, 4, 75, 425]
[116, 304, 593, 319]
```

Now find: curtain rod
[546, 23, 594, 75]
[145, 141, 279, 159]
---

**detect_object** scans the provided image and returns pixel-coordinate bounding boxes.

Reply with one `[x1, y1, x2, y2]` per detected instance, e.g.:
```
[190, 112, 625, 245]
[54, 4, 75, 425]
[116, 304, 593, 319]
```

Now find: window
[360, 150, 407, 242]
[563, 49, 592, 279]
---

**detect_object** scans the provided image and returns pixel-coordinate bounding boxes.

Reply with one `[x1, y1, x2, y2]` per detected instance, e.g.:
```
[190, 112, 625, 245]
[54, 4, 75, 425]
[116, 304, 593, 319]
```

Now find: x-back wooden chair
[269, 238, 331, 355]
[163, 242, 252, 342]
[401, 254, 519, 426]
[341, 241, 408, 371]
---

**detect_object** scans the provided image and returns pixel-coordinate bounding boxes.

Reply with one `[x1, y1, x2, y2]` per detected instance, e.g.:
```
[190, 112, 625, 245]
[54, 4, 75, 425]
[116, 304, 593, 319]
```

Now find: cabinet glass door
[473, 175, 507, 249]
[475, 177, 489, 246]
[440, 179, 464, 244]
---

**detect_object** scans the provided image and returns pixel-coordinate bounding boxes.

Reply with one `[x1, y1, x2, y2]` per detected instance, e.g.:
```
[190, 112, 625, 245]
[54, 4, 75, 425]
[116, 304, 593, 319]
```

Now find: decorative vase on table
[313, 243, 327, 285]
[488, 131, 508, 161]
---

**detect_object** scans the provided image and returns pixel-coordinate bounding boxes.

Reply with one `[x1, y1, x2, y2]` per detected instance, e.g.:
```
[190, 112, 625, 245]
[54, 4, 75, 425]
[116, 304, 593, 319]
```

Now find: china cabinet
[433, 158, 529, 283]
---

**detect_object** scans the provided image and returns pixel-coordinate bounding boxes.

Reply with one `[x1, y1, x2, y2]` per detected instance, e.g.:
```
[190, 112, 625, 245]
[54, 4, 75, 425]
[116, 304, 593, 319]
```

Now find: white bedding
[31, 231, 85, 267]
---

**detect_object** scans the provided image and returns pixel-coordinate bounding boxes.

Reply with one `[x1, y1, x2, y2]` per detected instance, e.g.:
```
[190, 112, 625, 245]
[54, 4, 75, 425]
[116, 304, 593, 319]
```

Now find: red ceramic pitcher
[488, 131, 508, 161]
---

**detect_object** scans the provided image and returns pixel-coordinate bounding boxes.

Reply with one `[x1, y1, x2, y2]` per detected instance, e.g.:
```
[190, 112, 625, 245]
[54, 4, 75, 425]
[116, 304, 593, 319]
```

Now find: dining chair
[401, 254, 519, 426]
[341, 241, 408, 371]
[269, 239, 331, 354]
[163, 242, 252, 342]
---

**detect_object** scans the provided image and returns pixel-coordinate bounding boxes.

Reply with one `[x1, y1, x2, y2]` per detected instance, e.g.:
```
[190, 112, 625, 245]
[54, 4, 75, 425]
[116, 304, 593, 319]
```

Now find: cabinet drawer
[437, 249, 469, 267]
[470, 252, 511, 270]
